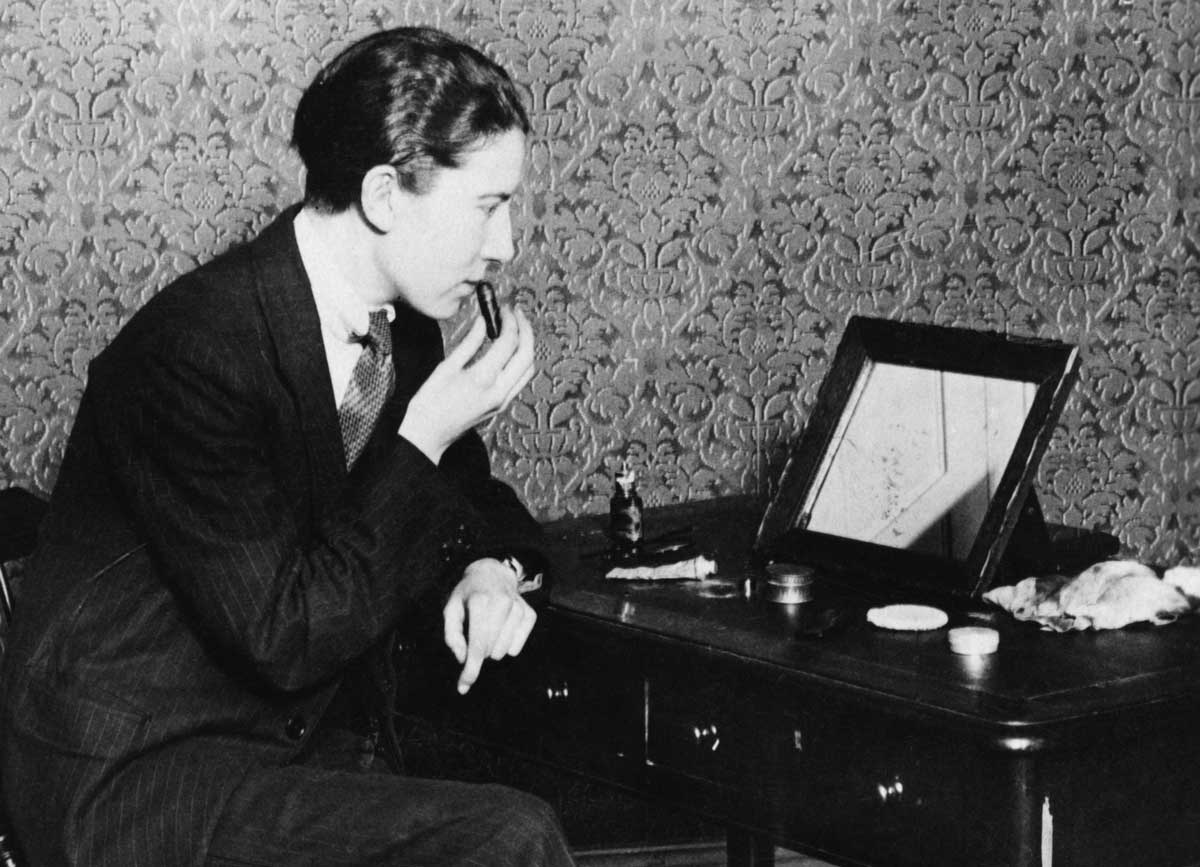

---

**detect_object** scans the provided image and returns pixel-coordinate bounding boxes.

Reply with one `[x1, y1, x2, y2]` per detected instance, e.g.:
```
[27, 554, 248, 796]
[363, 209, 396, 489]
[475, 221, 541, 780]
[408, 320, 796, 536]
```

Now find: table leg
[726, 827, 775, 867]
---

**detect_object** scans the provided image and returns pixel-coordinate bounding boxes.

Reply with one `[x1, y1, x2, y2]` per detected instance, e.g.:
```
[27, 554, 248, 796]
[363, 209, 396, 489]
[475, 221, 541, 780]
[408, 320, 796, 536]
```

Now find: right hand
[399, 304, 535, 464]
[442, 557, 538, 694]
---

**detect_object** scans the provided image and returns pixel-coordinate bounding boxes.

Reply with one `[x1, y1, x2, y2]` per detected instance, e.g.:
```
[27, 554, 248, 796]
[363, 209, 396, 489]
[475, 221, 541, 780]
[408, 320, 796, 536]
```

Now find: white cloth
[984, 560, 1194, 631]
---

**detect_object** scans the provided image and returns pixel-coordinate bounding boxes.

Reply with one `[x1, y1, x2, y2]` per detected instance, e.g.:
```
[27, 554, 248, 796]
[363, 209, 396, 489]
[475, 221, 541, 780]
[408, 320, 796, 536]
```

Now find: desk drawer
[403, 622, 643, 774]
[645, 672, 1019, 865]
[788, 706, 1008, 865]
[645, 675, 804, 789]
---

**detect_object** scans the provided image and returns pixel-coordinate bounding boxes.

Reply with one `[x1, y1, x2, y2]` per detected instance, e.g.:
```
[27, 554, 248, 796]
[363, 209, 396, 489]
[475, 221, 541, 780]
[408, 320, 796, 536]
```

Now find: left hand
[443, 557, 537, 694]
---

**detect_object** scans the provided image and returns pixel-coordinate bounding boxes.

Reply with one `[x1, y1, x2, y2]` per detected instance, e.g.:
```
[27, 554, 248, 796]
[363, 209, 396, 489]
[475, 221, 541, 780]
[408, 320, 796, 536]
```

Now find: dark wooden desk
[399, 496, 1200, 867]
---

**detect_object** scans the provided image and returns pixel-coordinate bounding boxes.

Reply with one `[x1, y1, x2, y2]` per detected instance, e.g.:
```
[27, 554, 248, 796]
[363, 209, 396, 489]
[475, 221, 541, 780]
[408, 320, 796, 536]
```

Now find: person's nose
[481, 203, 516, 264]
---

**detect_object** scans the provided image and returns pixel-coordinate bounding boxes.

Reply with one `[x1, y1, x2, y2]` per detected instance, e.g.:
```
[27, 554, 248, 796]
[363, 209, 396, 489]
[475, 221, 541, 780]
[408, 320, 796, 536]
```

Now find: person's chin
[445, 289, 476, 319]
[421, 297, 464, 322]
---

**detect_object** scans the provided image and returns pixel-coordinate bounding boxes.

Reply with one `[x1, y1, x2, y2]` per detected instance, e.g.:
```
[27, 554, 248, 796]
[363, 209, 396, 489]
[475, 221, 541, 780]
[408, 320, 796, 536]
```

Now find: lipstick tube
[475, 281, 501, 339]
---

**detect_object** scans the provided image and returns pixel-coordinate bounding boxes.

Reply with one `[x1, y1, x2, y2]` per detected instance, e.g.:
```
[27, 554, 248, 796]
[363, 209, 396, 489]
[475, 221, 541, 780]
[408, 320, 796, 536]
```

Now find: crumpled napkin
[984, 560, 1199, 632]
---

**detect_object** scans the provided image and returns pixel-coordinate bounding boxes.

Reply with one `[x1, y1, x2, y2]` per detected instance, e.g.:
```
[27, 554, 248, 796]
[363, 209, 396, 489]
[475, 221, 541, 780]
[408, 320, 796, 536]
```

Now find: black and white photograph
[0, 2, 1197, 865]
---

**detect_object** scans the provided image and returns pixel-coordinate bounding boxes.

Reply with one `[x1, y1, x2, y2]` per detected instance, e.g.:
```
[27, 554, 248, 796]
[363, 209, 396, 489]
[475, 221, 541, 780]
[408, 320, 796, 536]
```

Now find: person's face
[374, 128, 527, 319]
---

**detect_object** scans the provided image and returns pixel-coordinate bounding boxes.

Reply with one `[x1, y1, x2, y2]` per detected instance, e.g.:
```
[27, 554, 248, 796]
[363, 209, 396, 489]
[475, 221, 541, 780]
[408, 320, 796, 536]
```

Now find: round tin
[762, 562, 818, 604]
[948, 626, 999, 655]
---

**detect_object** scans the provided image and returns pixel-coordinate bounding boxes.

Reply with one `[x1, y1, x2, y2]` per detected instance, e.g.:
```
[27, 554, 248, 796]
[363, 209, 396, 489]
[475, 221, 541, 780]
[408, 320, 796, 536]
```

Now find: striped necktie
[338, 309, 394, 468]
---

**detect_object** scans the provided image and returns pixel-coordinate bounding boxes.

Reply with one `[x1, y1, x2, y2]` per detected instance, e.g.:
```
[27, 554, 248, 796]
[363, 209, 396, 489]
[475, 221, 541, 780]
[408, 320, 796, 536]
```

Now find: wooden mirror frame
[754, 316, 1080, 600]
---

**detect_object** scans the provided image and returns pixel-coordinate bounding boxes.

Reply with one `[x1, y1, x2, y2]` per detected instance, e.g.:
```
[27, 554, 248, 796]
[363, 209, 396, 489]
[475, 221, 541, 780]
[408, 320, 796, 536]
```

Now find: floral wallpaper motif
[2, 0, 1198, 563]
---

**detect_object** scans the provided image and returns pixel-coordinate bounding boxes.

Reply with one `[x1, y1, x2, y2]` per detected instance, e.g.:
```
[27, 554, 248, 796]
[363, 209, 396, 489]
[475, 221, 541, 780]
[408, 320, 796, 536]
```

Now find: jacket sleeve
[93, 326, 476, 693]
[390, 310, 550, 594]
[438, 429, 551, 595]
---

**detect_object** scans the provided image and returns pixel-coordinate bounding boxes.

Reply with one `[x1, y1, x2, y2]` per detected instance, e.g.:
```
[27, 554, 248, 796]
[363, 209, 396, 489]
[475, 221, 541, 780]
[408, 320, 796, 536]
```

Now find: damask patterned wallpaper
[1, 0, 1197, 562]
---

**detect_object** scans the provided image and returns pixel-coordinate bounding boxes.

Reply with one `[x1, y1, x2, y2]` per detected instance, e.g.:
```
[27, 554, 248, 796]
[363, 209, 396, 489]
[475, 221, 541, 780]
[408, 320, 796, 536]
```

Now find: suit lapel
[249, 206, 347, 498]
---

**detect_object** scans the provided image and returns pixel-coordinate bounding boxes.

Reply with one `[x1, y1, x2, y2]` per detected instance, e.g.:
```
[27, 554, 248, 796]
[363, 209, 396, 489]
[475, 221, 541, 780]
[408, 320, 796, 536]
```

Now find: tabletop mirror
[754, 316, 1081, 600]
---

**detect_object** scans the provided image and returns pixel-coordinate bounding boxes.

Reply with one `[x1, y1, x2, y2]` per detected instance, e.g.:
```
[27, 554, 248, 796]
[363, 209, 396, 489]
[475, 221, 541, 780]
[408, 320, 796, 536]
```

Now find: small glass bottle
[609, 465, 643, 552]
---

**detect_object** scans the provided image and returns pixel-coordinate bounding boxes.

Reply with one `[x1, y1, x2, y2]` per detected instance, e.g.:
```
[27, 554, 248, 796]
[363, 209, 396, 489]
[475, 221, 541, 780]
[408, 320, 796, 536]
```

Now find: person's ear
[360, 165, 400, 233]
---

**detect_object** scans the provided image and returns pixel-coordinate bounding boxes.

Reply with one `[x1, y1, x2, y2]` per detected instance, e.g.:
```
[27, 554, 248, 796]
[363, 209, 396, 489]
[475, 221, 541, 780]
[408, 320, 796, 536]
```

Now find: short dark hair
[292, 26, 530, 211]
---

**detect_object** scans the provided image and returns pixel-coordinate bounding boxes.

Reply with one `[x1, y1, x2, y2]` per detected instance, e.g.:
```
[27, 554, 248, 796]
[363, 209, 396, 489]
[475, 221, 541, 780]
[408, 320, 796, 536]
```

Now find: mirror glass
[800, 362, 1037, 562]
[755, 315, 1080, 597]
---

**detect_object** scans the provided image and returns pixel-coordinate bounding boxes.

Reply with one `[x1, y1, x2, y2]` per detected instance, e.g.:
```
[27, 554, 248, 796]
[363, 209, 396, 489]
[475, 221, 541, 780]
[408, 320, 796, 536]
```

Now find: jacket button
[285, 715, 307, 740]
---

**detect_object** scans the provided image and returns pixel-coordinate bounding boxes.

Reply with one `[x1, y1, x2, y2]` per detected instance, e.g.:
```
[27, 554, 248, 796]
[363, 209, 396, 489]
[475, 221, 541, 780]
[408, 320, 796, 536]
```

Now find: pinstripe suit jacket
[0, 206, 543, 866]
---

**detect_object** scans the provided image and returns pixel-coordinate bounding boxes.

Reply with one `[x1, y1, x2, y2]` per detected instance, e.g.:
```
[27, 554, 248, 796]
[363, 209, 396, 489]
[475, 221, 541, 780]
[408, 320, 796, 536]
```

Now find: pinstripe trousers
[0, 702, 573, 867]
[204, 726, 576, 867]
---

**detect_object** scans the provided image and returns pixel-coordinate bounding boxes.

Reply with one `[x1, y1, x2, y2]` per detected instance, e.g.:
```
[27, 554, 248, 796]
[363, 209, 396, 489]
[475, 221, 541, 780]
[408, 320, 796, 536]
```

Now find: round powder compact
[948, 626, 1000, 655]
[762, 562, 818, 604]
[866, 604, 949, 631]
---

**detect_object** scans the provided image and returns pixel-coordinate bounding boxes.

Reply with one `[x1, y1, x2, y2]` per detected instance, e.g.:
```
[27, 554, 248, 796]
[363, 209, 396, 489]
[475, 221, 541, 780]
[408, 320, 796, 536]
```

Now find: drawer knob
[876, 778, 904, 805]
[691, 723, 720, 752]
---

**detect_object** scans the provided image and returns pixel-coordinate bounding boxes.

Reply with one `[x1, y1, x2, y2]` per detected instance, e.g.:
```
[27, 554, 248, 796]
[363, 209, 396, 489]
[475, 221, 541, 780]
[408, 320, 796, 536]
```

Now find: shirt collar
[292, 208, 394, 344]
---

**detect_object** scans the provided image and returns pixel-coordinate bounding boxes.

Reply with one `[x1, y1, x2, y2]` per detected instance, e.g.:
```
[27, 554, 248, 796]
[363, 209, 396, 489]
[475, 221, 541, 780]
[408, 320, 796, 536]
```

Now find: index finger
[457, 597, 494, 694]
[485, 307, 535, 395]
[442, 596, 468, 664]
[507, 307, 535, 368]
[457, 638, 487, 695]
[466, 305, 522, 381]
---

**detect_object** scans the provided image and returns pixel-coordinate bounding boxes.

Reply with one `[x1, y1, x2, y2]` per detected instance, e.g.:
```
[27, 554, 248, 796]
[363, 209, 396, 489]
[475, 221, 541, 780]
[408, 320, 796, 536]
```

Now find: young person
[0, 26, 574, 866]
